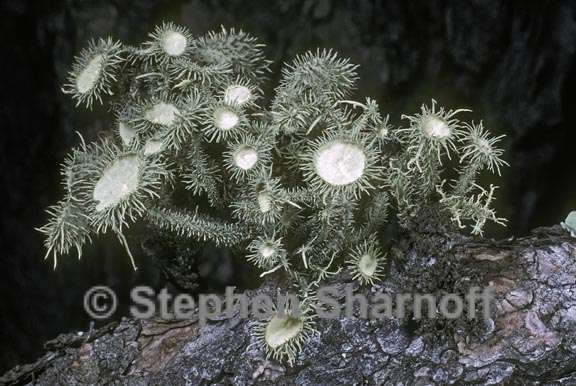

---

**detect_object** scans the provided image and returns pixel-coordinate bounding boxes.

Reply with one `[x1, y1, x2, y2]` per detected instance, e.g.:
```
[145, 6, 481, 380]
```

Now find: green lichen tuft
[40, 23, 510, 364]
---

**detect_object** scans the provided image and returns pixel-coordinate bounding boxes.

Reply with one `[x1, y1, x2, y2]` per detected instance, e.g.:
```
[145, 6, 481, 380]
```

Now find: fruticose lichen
[38, 23, 509, 364]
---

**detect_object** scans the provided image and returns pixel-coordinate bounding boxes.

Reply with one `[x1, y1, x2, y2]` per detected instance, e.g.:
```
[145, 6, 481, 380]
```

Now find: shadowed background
[1, 0, 575, 373]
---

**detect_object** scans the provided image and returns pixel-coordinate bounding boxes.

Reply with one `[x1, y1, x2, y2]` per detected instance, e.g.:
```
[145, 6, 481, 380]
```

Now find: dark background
[1, 0, 576, 374]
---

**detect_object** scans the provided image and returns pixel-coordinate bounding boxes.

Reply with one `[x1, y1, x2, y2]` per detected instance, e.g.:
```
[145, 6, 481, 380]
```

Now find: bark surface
[2, 226, 576, 385]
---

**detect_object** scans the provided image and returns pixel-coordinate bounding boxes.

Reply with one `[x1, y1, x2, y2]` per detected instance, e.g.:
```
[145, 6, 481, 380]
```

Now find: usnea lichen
[252, 294, 317, 365]
[40, 23, 509, 365]
[62, 38, 123, 108]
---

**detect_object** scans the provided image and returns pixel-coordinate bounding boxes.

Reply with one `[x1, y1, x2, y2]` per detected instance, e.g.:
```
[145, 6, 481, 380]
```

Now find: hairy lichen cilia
[41, 23, 509, 364]
[252, 295, 317, 365]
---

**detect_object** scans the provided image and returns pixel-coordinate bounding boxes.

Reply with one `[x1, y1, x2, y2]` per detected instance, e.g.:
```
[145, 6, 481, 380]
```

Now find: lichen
[40, 23, 509, 363]
[561, 211, 576, 237]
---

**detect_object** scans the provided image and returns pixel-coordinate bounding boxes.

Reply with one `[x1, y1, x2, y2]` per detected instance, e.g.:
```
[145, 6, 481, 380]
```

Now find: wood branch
[2, 226, 576, 385]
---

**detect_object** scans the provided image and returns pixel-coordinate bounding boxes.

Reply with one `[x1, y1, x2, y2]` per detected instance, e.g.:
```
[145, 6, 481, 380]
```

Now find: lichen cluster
[39, 23, 508, 364]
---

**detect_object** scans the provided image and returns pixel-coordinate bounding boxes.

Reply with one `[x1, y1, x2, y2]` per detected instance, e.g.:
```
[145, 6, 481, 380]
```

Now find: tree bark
[2, 225, 576, 385]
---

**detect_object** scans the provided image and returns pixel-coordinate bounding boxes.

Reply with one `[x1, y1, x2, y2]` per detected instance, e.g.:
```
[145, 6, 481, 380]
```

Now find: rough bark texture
[2, 225, 575, 386]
